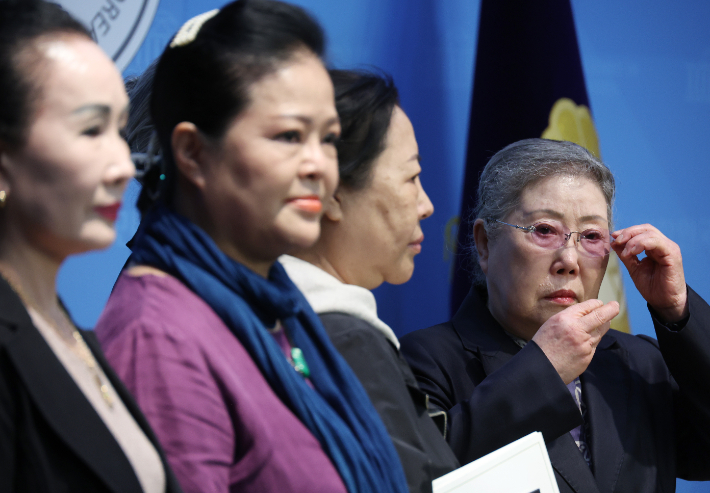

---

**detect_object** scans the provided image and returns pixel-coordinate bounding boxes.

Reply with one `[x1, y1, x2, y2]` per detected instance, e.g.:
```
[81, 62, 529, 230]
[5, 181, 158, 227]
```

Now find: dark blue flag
[450, 0, 630, 333]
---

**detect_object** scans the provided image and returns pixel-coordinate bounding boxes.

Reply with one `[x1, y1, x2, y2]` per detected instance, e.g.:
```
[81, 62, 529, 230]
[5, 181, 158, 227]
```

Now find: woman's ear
[323, 189, 343, 222]
[171, 122, 208, 189]
[472, 218, 489, 275]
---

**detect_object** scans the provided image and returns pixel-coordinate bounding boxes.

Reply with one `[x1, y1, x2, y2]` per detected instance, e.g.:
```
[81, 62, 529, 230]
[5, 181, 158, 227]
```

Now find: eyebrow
[521, 209, 563, 219]
[522, 209, 607, 223]
[578, 214, 607, 223]
[278, 114, 340, 127]
[410, 153, 421, 163]
[72, 104, 111, 119]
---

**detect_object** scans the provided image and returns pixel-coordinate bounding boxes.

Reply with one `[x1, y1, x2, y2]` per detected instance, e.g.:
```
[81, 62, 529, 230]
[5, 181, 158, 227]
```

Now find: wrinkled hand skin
[532, 299, 619, 384]
[612, 224, 688, 324]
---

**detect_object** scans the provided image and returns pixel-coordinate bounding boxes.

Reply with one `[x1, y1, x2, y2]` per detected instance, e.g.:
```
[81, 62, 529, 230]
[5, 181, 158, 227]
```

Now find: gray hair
[469, 138, 616, 285]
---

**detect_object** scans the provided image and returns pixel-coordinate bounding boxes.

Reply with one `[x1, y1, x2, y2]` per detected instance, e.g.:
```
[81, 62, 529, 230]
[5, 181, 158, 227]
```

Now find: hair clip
[132, 132, 167, 200]
[169, 9, 219, 48]
[131, 152, 162, 179]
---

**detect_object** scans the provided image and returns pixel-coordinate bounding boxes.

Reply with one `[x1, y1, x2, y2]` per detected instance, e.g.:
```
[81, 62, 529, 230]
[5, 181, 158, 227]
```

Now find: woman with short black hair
[281, 69, 458, 493]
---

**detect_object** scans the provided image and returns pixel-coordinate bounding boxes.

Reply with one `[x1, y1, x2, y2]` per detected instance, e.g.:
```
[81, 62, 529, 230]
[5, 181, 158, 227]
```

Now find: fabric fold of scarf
[130, 205, 408, 493]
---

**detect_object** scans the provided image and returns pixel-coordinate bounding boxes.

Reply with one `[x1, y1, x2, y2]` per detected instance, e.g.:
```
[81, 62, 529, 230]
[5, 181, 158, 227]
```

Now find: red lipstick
[288, 195, 322, 214]
[94, 203, 121, 222]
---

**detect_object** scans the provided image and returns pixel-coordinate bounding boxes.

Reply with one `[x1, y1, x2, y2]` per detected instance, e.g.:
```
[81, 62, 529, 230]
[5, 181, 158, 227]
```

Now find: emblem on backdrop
[58, 0, 160, 71]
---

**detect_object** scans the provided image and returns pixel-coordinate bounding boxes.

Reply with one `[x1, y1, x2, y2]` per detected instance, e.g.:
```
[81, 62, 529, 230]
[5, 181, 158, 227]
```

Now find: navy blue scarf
[130, 205, 408, 493]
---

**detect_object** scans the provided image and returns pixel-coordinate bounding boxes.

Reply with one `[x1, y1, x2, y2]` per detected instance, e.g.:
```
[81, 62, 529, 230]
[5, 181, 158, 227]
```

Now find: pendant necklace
[0, 269, 114, 408]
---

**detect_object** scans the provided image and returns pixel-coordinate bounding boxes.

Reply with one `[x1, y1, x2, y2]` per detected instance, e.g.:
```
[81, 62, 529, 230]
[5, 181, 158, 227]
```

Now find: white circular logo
[57, 0, 161, 71]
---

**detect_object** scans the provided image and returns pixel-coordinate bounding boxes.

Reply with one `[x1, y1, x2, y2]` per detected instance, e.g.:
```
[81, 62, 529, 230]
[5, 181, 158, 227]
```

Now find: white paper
[432, 432, 559, 493]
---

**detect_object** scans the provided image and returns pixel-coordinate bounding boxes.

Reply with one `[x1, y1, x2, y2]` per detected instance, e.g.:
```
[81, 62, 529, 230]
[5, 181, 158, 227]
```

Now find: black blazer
[400, 286, 710, 493]
[0, 277, 183, 493]
[320, 313, 459, 493]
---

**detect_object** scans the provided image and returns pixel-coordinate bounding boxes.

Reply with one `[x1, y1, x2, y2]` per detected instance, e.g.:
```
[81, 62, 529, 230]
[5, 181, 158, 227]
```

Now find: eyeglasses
[488, 218, 612, 258]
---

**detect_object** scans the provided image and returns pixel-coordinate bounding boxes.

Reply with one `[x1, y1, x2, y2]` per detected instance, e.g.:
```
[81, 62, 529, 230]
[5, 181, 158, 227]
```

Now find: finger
[564, 298, 605, 317]
[580, 301, 619, 334]
[612, 242, 642, 275]
[619, 232, 681, 270]
[611, 239, 635, 259]
[588, 318, 611, 352]
[596, 318, 613, 341]
[613, 224, 670, 254]
[619, 231, 661, 258]
[614, 231, 660, 269]
[629, 234, 679, 265]
[612, 223, 659, 244]
[589, 317, 613, 350]
[612, 224, 661, 257]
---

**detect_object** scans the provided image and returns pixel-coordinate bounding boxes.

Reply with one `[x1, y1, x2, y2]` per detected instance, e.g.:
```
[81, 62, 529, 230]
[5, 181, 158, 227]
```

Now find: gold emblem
[542, 98, 601, 158]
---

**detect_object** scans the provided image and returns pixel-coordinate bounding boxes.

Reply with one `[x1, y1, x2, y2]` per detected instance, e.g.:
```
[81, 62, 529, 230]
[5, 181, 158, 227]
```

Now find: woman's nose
[107, 136, 136, 187]
[417, 178, 434, 220]
[553, 242, 581, 275]
[300, 136, 334, 180]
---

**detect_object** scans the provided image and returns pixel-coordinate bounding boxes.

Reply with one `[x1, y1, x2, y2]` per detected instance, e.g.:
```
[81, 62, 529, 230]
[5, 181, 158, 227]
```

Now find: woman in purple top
[94, 1, 408, 493]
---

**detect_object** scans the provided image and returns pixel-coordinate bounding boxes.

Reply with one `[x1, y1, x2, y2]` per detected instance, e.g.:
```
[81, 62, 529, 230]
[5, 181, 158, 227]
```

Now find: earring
[0, 190, 6, 207]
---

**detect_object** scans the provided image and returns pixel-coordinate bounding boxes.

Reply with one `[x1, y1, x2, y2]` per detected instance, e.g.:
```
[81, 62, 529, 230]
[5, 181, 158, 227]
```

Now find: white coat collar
[279, 255, 400, 350]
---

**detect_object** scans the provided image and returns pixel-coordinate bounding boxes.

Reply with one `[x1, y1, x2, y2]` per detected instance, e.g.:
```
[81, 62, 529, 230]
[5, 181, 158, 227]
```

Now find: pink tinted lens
[579, 230, 611, 257]
[529, 222, 565, 249]
[530, 223, 610, 257]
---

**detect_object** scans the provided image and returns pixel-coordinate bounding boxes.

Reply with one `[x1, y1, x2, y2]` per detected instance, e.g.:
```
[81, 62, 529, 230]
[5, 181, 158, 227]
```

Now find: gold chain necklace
[0, 269, 114, 408]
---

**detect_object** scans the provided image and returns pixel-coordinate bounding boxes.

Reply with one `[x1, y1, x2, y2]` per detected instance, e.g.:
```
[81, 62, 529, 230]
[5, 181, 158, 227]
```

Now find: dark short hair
[124, 59, 159, 155]
[330, 69, 399, 190]
[0, 0, 90, 148]
[147, 0, 326, 209]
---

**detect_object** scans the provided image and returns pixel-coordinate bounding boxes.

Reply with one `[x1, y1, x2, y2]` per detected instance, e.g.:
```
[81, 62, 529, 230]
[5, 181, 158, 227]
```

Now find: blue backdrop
[59, 2, 710, 490]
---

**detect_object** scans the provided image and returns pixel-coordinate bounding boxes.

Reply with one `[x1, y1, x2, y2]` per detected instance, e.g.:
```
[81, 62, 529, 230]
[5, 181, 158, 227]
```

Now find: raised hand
[532, 299, 620, 384]
[611, 224, 688, 324]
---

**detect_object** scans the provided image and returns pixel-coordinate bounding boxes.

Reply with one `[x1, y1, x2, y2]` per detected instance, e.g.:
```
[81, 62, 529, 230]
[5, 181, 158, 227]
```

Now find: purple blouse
[95, 273, 347, 493]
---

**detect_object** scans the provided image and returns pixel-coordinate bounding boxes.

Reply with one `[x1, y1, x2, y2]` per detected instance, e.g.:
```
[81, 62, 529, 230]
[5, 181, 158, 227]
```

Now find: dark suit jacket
[400, 286, 710, 493]
[320, 313, 459, 493]
[0, 277, 183, 493]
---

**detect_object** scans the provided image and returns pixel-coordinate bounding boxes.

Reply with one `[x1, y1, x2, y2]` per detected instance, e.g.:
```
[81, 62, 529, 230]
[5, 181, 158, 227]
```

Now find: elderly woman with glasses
[401, 138, 710, 492]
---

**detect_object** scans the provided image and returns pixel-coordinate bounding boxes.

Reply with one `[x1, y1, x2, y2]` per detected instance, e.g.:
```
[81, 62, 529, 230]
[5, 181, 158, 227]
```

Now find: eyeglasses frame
[486, 217, 612, 257]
